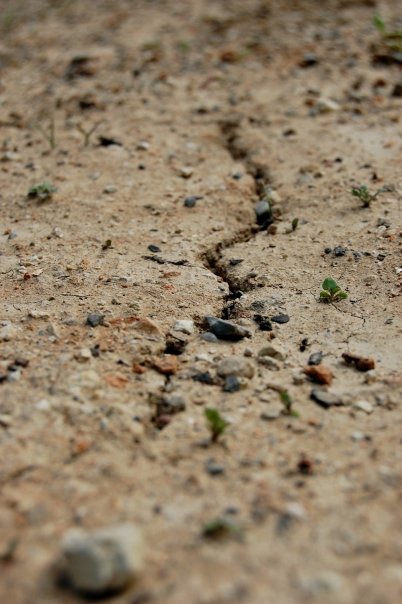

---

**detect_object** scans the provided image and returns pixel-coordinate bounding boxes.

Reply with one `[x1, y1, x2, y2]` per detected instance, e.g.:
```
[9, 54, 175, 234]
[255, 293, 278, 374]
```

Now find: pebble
[103, 185, 117, 194]
[147, 244, 161, 253]
[258, 344, 287, 361]
[205, 459, 225, 476]
[353, 400, 374, 414]
[62, 524, 143, 595]
[0, 322, 16, 341]
[172, 319, 194, 335]
[333, 246, 347, 257]
[28, 309, 50, 319]
[316, 98, 340, 113]
[304, 364, 333, 385]
[271, 314, 289, 324]
[216, 356, 255, 379]
[223, 375, 241, 392]
[156, 394, 186, 416]
[311, 388, 343, 408]
[260, 407, 282, 420]
[257, 357, 280, 370]
[35, 398, 51, 411]
[184, 195, 202, 208]
[86, 313, 104, 328]
[200, 332, 219, 342]
[255, 199, 272, 229]
[76, 348, 92, 362]
[308, 352, 323, 365]
[204, 316, 250, 340]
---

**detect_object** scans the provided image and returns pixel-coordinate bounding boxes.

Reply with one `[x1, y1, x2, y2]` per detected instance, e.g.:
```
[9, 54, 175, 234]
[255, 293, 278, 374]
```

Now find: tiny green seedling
[279, 390, 299, 417]
[28, 182, 57, 201]
[320, 277, 348, 303]
[291, 217, 299, 231]
[204, 408, 229, 443]
[351, 185, 386, 208]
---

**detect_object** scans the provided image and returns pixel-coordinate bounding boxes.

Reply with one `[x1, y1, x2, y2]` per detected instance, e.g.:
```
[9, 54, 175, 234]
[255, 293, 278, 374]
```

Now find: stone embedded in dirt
[151, 355, 178, 375]
[260, 407, 282, 420]
[271, 314, 289, 324]
[133, 317, 162, 335]
[253, 314, 272, 331]
[342, 352, 375, 372]
[184, 195, 202, 208]
[172, 319, 194, 335]
[75, 348, 92, 362]
[310, 388, 343, 409]
[61, 524, 143, 595]
[103, 184, 117, 194]
[200, 332, 219, 342]
[192, 371, 215, 385]
[223, 375, 241, 392]
[216, 356, 255, 379]
[299, 52, 319, 67]
[147, 244, 161, 253]
[205, 459, 225, 476]
[353, 400, 374, 414]
[308, 352, 323, 366]
[255, 199, 272, 229]
[86, 313, 104, 328]
[258, 344, 287, 361]
[154, 394, 186, 416]
[333, 246, 347, 257]
[316, 98, 340, 113]
[204, 316, 250, 340]
[258, 356, 280, 370]
[0, 322, 17, 341]
[304, 364, 333, 385]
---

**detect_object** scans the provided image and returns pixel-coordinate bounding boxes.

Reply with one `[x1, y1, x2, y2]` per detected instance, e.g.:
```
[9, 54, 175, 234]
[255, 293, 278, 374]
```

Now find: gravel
[62, 524, 143, 595]
[204, 316, 251, 340]
[216, 356, 255, 379]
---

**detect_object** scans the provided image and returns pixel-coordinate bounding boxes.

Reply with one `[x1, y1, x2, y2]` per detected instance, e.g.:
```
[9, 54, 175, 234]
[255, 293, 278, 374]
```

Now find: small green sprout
[320, 277, 348, 303]
[291, 217, 299, 231]
[28, 182, 57, 201]
[204, 408, 229, 443]
[279, 390, 299, 417]
[373, 15, 386, 33]
[351, 185, 386, 208]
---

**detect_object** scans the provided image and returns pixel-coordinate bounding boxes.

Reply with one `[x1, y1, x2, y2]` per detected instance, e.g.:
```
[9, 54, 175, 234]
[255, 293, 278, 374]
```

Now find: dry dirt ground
[1, 1, 402, 602]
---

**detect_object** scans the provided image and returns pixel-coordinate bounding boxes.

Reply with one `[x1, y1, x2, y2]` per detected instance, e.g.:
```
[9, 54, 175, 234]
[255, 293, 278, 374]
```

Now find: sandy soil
[0, 1, 402, 602]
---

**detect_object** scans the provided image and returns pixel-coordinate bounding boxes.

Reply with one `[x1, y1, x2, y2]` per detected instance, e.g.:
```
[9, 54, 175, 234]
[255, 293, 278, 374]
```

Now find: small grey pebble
[308, 352, 323, 365]
[86, 313, 104, 328]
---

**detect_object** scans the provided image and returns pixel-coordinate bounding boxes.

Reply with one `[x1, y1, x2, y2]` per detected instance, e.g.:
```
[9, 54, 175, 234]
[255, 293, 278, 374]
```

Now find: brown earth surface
[0, 1, 402, 603]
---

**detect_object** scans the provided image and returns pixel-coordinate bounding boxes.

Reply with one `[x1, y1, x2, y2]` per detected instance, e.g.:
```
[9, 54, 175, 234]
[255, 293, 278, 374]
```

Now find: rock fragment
[310, 388, 343, 408]
[204, 316, 250, 340]
[172, 319, 194, 335]
[86, 313, 104, 328]
[304, 364, 333, 385]
[61, 524, 143, 595]
[216, 356, 255, 379]
[258, 344, 287, 362]
[342, 352, 375, 372]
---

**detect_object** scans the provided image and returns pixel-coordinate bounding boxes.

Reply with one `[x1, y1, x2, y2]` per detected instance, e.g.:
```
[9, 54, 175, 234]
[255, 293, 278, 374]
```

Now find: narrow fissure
[200, 117, 272, 320]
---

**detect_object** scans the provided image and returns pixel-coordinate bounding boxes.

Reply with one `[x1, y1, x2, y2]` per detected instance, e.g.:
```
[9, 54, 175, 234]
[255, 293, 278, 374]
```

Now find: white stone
[258, 344, 287, 361]
[216, 356, 255, 379]
[62, 524, 143, 594]
[172, 319, 194, 335]
[353, 400, 374, 414]
[0, 321, 16, 341]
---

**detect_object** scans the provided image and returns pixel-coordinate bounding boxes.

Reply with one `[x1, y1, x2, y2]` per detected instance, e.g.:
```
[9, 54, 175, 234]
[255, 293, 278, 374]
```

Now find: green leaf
[320, 291, 330, 299]
[335, 290, 348, 300]
[292, 217, 299, 231]
[204, 408, 229, 442]
[322, 277, 338, 293]
[373, 15, 386, 33]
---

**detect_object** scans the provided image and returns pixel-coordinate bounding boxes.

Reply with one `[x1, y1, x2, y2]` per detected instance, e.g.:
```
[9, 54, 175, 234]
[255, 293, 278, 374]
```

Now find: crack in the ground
[200, 116, 272, 320]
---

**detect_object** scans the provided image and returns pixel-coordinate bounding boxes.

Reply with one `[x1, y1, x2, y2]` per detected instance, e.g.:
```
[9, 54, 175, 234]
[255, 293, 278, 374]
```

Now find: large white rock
[62, 524, 143, 594]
